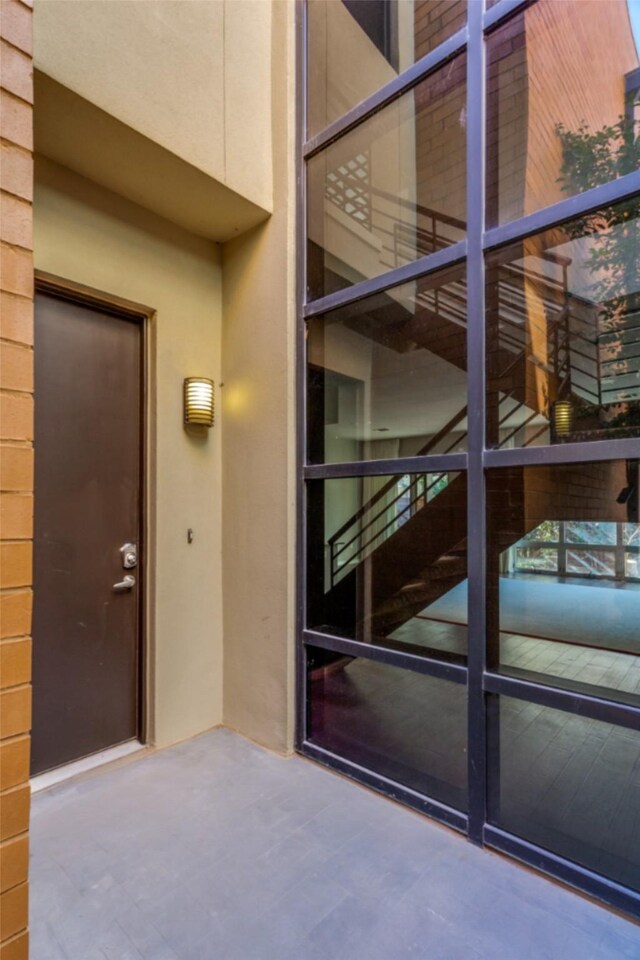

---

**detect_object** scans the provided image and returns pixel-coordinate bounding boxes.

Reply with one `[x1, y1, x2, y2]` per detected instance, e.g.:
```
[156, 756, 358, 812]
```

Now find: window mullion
[465, 0, 487, 846]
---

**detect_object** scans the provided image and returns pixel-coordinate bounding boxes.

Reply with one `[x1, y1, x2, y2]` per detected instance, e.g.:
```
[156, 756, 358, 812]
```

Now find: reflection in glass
[307, 473, 468, 660]
[308, 647, 468, 810]
[487, 0, 640, 226]
[489, 696, 640, 894]
[307, 0, 467, 137]
[626, 554, 640, 578]
[486, 199, 640, 448]
[566, 549, 616, 578]
[565, 522, 617, 545]
[307, 267, 467, 463]
[487, 461, 640, 706]
[514, 546, 558, 574]
[307, 54, 466, 300]
[625, 521, 640, 579]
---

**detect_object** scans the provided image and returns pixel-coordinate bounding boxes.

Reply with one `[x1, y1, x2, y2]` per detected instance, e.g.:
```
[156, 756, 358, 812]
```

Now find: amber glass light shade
[184, 378, 214, 427]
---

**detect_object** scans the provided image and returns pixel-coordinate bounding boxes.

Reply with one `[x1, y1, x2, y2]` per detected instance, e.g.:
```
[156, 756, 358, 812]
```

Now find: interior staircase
[313, 190, 640, 650]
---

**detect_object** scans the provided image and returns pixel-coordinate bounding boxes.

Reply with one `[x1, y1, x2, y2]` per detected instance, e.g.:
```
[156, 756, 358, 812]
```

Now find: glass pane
[489, 697, 640, 894]
[308, 646, 468, 810]
[566, 549, 616, 578]
[307, 0, 467, 137]
[623, 523, 640, 546]
[486, 198, 640, 448]
[307, 55, 466, 300]
[514, 547, 558, 573]
[521, 521, 559, 544]
[308, 473, 468, 661]
[307, 267, 467, 463]
[486, 0, 640, 226]
[565, 521, 617, 546]
[626, 552, 640, 578]
[488, 461, 640, 706]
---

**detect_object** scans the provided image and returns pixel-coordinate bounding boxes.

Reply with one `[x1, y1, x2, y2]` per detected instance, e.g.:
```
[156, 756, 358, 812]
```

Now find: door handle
[113, 574, 136, 593]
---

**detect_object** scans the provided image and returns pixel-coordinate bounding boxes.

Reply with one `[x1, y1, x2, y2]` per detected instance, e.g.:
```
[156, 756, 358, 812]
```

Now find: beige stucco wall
[33, 157, 224, 747]
[221, 0, 295, 754]
[33, 0, 272, 213]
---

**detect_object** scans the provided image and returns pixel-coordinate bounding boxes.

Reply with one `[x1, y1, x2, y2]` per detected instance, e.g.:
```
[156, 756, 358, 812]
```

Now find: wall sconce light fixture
[553, 399, 573, 438]
[184, 377, 214, 427]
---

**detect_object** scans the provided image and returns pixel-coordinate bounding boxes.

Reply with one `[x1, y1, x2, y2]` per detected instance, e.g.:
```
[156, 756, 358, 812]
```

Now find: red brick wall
[414, 0, 465, 61]
[523, 461, 629, 526]
[0, 2, 33, 957]
[486, 14, 527, 226]
[487, 461, 630, 547]
[487, 0, 639, 225]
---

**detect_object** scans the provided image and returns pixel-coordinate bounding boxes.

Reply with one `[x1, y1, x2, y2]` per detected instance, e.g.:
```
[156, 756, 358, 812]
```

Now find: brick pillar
[0, 2, 33, 958]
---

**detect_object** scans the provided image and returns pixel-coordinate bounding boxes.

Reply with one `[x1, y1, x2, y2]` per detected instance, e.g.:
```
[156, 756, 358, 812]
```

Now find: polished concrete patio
[31, 729, 640, 960]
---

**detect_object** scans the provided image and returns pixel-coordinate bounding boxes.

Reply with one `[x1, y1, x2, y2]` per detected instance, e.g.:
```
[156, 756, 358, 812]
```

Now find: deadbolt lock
[120, 542, 138, 569]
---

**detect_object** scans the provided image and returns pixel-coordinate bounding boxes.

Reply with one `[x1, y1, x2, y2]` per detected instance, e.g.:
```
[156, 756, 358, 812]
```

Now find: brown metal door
[31, 291, 142, 775]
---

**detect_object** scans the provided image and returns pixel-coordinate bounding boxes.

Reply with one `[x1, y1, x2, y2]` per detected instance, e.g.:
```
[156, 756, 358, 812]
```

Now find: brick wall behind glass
[414, 0, 466, 227]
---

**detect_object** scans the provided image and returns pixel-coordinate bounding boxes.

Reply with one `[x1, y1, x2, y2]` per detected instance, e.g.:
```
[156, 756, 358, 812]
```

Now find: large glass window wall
[307, 55, 467, 300]
[487, 460, 640, 708]
[307, 0, 467, 137]
[299, 0, 640, 919]
[308, 646, 468, 811]
[307, 472, 468, 659]
[486, 201, 640, 449]
[307, 267, 468, 462]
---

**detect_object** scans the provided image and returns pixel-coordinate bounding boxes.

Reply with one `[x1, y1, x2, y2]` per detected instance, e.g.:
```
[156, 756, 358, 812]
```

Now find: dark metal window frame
[296, 0, 640, 918]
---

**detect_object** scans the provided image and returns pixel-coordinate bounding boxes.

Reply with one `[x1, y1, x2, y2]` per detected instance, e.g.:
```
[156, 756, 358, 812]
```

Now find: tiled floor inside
[31, 729, 640, 960]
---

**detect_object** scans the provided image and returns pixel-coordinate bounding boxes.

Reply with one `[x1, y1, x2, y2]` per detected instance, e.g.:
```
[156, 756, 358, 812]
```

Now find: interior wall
[33, 157, 224, 747]
[221, 0, 296, 754]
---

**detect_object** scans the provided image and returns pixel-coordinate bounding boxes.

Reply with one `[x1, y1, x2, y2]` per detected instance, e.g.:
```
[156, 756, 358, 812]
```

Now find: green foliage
[555, 117, 640, 310]
[555, 117, 640, 191]
[553, 115, 640, 428]
[609, 403, 640, 428]
[523, 520, 559, 543]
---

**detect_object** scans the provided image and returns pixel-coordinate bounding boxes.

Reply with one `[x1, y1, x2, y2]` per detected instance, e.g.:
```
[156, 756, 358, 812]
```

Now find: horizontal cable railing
[327, 405, 468, 586]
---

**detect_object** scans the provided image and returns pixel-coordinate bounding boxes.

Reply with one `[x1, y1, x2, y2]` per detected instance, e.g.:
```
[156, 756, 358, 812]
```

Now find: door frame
[34, 270, 155, 747]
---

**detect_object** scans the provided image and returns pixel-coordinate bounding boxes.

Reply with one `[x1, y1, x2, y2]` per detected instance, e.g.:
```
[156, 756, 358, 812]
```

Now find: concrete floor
[31, 729, 640, 960]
